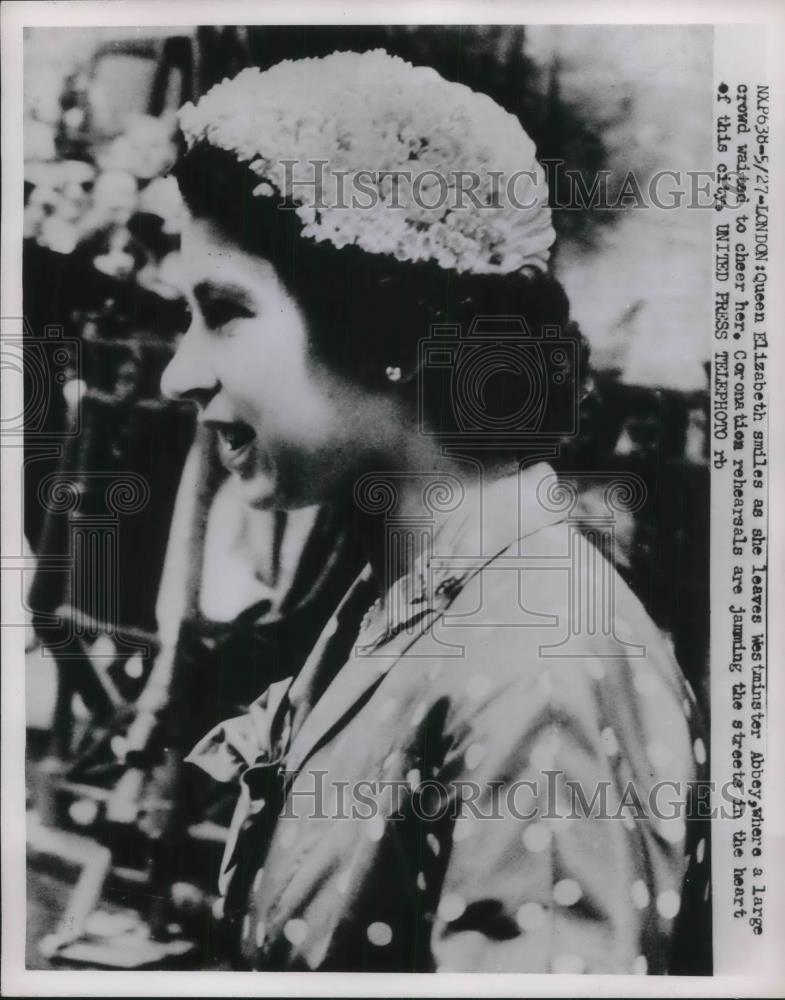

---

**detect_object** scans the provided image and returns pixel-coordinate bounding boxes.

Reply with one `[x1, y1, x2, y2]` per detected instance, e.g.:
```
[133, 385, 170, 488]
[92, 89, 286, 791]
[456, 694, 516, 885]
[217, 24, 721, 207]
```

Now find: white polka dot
[252, 868, 264, 893]
[279, 823, 298, 849]
[657, 817, 686, 844]
[283, 918, 308, 945]
[633, 954, 648, 975]
[255, 921, 266, 948]
[634, 669, 661, 697]
[656, 889, 681, 920]
[378, 698, 397, 721]
[516, 902, 546, 932]
[647, 741, 672, 769]
[552, 952, 585, 973]
[367, 921, 393, 946]
[335, 869, 351, 895]
[600, 727, 619, 756]
[553, 879, 582, 907]
[242, 915, 250, 940]
[365, 814, 385, 842]
[522, 823, 552, 853]
[631, 880, 650, 909]
[426, 832, 441, 856]
[696, 837, 706, 864]
[452, 820, 471, 842]
[406, 768, 421, 790]
[124, 655, 144, 679]
[465, 673, 492, 699]
[90, 634, 116, 661]
[411, 701, 428, 726]
[438, 894, 466, 922]
[211, 896, 225, 920]
[69, 798, 99, 826]
[694, 738, 707, 765]
[249, 796, 266, 815]
[416, 871, 427, 891]
[623, 814, 637, 832]
[584, 659, 605, 680]
[465, 742, 486, 769]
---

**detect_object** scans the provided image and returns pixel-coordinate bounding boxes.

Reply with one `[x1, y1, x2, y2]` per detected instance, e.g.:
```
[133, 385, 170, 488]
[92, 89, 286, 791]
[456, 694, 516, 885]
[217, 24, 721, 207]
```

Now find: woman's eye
[175, 302, 193, 334]
[202, 298, 255, 329]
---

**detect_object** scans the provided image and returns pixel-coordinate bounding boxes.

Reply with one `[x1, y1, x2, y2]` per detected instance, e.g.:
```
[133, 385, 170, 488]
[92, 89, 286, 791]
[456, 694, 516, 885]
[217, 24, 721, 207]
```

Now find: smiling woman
[160, 49, 709, 974]
[162, 210, 450, 513]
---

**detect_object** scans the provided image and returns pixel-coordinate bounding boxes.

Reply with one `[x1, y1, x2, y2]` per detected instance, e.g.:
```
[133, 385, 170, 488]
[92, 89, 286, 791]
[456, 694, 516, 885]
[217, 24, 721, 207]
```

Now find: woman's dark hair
[173, 141, 592, 465]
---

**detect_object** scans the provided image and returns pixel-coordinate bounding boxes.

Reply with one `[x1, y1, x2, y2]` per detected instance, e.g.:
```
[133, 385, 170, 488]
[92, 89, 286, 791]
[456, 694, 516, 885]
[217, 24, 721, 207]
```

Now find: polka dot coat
[187, 465, 710, 972]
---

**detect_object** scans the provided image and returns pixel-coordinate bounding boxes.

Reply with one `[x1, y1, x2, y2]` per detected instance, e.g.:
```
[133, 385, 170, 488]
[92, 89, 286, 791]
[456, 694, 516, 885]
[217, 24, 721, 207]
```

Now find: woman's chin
[221, 440, 281, 509]
[234, 473, 279, 510]
[228, 461, 280, 509]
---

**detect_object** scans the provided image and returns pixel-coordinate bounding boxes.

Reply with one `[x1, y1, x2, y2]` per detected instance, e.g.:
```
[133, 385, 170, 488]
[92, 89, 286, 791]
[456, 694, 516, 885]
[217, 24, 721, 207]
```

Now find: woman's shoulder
[442, 520, 666, 653]
[413, 521, 695, 735]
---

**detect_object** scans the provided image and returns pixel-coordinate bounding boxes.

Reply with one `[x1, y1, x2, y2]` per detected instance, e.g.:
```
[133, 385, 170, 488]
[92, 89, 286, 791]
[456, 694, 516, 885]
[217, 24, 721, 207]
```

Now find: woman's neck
[339, 392, 522, 593]
[347, 434, 482, 593]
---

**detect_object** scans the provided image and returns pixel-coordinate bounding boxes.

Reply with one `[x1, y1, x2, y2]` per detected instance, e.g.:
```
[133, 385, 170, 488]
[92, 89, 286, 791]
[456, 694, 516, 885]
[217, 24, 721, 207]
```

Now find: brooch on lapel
[434, 575, 465, 601]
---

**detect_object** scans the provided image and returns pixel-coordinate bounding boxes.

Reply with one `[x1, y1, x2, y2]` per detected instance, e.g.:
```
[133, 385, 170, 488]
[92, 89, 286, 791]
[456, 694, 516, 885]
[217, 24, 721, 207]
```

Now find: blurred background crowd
[21, 25, 712, 969]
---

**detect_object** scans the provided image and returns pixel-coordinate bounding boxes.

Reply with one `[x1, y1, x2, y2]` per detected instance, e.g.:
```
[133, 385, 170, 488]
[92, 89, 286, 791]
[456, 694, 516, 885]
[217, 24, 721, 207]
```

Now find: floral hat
[178, 49, 555, 275]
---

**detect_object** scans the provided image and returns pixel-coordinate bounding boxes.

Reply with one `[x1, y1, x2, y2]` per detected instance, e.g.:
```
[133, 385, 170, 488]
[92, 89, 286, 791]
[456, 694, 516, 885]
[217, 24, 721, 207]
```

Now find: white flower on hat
[178, 49, 555, 275]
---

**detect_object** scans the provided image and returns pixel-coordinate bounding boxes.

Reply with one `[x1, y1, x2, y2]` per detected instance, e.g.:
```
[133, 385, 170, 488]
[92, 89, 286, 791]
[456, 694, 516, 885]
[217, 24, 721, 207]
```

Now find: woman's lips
[214, 422, 260, 473]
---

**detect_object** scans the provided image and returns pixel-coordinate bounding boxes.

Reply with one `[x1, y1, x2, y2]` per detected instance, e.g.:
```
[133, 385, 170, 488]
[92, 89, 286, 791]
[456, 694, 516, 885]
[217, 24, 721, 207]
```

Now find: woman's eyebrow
[193, 280, 255, 311]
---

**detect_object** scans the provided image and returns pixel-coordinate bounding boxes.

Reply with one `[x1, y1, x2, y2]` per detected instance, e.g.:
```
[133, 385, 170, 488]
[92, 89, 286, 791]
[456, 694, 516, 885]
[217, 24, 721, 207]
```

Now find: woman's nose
[161, 328, 218, 404]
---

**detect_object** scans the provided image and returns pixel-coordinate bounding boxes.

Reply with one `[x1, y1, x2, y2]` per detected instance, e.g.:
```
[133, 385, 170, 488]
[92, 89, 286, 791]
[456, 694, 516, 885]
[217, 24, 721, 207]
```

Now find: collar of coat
[351, 460, 566, 652]
[186, 461, 566, 783]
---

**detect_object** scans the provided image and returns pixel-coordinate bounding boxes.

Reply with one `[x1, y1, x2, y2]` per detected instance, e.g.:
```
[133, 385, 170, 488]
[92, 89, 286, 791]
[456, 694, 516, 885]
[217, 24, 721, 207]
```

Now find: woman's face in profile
[162, 216, 378, 510]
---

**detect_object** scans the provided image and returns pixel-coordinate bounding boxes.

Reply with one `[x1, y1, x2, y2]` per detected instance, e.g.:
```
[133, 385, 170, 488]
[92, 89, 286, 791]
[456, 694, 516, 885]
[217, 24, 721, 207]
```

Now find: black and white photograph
[1, 2, 783, 995]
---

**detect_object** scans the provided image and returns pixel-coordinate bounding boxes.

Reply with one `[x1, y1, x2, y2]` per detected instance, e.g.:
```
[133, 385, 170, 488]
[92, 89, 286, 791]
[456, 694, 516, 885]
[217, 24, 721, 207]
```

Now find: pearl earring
[385, 366, 402, 383]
